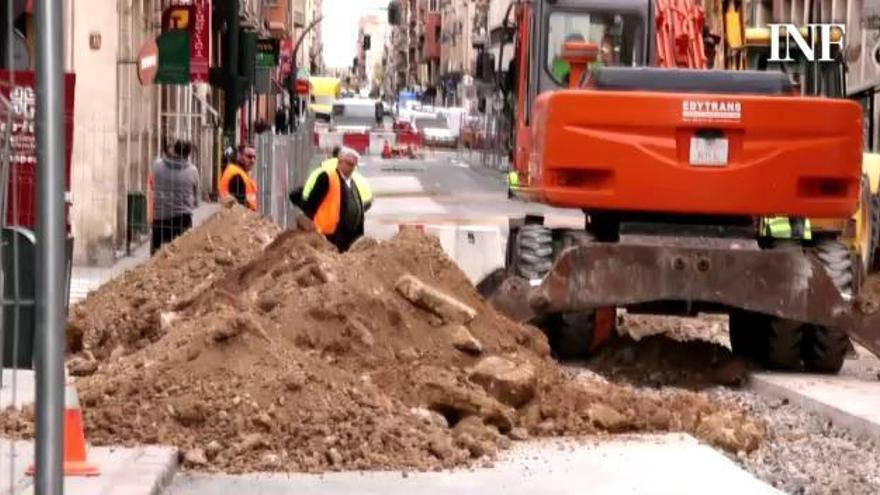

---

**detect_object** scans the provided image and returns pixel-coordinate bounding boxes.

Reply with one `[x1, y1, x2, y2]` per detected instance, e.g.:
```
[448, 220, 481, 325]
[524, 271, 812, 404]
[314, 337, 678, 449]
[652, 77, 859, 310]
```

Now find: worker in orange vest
[301, 147, 371, 252]
[218, 144, 258, 210]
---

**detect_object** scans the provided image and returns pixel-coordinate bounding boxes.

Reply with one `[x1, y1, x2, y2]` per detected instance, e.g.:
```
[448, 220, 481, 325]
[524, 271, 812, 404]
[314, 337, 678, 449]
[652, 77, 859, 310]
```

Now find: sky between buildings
[322, 0, 389, 69]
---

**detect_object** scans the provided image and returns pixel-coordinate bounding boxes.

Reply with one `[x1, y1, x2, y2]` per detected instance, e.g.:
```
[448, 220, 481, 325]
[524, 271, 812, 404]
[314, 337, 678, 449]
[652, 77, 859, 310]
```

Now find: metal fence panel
[255, 118, 316, 229]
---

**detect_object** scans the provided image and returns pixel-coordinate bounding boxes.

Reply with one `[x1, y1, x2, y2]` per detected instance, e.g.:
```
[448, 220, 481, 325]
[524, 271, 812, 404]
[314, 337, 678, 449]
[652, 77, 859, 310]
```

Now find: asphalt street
[359, 150, 582, 241]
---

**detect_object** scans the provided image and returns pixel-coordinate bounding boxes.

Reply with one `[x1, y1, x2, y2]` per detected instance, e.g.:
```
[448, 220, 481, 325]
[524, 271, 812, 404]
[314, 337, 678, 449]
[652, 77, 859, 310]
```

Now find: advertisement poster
[0, 71, 76, 227]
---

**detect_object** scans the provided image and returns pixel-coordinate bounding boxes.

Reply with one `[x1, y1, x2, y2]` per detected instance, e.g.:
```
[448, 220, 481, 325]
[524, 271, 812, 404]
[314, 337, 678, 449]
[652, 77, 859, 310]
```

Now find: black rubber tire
[813, 241, 855, 292]
[801, 240, 855, 374]
[728, 310, 765, 360]
[801, 324, 849, 374]
[546, 312, 599, 361]
[514, 225, 554, 280]
[764, 318, 803, 371]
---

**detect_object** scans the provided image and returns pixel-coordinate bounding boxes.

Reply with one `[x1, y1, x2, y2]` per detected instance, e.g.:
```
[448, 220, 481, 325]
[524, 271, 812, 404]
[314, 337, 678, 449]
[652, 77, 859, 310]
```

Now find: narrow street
[360, 150, 581, 241]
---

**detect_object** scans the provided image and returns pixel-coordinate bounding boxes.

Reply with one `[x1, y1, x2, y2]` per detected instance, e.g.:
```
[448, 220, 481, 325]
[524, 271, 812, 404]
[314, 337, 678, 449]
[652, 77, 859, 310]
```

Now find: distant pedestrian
[218, 144, 259, 211]
[275, 105, 289, 134]
[149, 139, 199, 255]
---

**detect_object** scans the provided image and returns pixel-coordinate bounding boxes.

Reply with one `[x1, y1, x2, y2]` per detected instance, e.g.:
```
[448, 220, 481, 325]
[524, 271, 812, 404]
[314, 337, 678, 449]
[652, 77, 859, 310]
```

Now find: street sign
[256, 38, 280, 68]
[137, 37, 159, 85]
[190, 0, 211, 83]
[162, 5, 194, 32]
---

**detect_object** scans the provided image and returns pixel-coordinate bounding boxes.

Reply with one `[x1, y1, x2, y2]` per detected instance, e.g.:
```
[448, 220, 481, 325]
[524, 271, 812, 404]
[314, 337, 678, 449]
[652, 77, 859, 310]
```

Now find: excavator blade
[476, 239, 880, 360]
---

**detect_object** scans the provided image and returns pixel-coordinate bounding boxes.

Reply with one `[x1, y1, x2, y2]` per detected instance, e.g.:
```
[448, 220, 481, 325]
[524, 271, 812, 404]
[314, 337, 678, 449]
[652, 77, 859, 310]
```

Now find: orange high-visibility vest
[313, 169, 342, 235]
[218, 163, 258, 211]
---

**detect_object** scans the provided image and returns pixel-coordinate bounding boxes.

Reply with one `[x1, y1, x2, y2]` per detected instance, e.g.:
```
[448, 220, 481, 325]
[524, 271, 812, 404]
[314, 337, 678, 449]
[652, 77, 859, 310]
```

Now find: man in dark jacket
[149, 139, 199, 254]
[300, 147, 371, 252]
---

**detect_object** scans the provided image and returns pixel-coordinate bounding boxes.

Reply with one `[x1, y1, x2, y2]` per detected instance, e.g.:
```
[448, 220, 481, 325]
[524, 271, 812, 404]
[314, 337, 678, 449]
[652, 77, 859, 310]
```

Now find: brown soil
[2, 208, 765, 473]
[588, 333, 749, 389]
[66, 204, 280, 361]
[859, 274, 880, 313]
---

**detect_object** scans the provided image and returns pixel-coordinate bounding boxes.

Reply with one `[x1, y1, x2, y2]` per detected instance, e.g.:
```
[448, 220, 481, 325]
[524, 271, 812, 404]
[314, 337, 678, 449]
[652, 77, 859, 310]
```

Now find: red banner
[0, 71, 76, 228]
[190, 0, 211, 83]
[280, 37, 294, 79]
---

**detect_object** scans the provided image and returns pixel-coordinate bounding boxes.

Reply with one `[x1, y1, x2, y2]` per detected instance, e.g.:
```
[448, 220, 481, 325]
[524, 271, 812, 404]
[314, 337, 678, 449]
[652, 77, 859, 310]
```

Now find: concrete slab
[0, 440, 178, 495]
[167, 434, 780, 495]
[752, 372, 880, 443]
[0, 369, 34, 410]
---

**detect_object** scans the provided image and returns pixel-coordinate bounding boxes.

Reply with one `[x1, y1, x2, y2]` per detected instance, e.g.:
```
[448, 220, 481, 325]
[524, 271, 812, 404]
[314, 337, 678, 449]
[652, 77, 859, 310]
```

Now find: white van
[330, 98, 384, 133]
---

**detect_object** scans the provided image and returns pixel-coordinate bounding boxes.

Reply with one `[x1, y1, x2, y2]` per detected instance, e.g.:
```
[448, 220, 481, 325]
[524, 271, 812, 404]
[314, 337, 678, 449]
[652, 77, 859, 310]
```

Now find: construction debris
[1, 209, 767, 474]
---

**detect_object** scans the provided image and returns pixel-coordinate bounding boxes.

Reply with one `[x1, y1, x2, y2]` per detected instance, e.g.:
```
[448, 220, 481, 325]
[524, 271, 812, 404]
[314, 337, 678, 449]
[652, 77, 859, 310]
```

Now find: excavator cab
[481, 0, 880, 373]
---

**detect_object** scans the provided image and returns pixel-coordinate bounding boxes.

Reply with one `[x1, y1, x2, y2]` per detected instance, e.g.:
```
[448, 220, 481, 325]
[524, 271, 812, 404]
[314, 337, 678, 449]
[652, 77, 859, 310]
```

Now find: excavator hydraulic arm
[655, 0, 708, 69]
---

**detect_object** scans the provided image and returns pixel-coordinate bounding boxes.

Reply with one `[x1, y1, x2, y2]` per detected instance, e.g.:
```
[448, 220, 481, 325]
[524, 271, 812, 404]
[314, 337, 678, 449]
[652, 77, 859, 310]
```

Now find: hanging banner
[279, 37, 294, 79]
[190, 0, 211, 83]
[0, 70, 76, 228]
[157, 30, 191, 85]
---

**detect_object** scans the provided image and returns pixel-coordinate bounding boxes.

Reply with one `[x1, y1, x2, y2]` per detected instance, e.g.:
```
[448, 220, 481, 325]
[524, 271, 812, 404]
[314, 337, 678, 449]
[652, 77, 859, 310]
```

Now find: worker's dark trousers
[151, 214, 193, 255]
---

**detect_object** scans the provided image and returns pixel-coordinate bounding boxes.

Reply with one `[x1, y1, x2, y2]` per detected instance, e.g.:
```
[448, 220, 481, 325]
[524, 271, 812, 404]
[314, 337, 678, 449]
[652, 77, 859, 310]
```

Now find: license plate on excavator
[690, 136, 729, 166]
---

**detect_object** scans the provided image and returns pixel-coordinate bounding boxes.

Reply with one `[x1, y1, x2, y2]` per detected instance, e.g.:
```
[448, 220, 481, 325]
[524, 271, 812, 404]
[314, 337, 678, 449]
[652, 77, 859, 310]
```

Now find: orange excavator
[479, 0, 880, 374]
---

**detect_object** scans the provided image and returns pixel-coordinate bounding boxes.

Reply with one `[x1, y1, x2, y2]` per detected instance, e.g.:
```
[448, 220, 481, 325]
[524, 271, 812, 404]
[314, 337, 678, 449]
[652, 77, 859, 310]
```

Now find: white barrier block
[453, 225, 505, 284]
[421, 224, 504, 284]
[319, 131, 344, 152]
[424, 225, 458, 261]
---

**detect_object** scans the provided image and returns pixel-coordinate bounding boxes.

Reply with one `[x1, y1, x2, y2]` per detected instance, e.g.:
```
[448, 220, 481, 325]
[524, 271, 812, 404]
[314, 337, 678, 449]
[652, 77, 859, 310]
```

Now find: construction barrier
[396, 223, 505, 284]
[370, 131, 397, 155]
[255, 117, 316, 229]
[342, 132, 370, 154]
[315, 129, 423, 156]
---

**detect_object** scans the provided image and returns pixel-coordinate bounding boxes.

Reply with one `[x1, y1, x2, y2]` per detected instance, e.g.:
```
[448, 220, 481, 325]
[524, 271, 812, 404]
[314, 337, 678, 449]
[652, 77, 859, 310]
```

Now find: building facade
[0, 0, 323, 266]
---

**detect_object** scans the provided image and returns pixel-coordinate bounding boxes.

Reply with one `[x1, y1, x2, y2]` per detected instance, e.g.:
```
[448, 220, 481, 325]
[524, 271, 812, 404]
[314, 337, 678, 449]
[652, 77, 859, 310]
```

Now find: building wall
[424, 12, 441, 60]
[69, 0, 120, 265]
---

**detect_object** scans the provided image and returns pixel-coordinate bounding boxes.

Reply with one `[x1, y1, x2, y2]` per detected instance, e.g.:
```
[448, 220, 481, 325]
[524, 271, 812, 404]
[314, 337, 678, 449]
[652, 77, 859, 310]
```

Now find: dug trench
[1, 205, 767, 473]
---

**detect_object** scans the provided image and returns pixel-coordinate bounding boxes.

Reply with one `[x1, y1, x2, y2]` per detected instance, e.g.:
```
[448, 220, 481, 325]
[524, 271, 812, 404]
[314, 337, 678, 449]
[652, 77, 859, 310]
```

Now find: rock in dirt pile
[2, 207, 765, 473]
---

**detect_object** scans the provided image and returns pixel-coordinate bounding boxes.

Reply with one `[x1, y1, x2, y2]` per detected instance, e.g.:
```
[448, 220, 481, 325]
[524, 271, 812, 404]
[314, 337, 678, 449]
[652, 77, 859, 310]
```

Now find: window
[545, 11, 644, 86]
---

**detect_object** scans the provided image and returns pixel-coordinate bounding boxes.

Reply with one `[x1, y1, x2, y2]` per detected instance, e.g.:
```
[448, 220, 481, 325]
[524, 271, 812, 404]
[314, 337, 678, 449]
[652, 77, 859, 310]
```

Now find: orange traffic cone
[27, 383, 101, 477]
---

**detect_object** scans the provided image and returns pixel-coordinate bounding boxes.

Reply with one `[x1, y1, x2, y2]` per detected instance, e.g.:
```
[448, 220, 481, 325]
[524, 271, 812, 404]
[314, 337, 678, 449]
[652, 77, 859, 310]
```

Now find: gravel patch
[712, 388, 880, 495]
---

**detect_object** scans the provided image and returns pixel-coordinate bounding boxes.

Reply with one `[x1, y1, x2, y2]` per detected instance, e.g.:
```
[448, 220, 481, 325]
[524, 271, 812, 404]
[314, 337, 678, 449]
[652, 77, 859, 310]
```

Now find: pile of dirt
[859, 274, 880, 313]
[3, 211, 766, 473]
[588, 333, 749, 389]
[66, 204, 280, 365]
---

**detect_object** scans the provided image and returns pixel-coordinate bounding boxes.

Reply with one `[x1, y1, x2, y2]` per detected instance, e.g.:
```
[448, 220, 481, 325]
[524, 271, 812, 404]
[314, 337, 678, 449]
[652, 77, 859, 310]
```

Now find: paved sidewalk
[0, 439, 178, 495]
[69, 203, 220, 306]
[168, 434, 780, 495]
[752, 371, 880, 443]
[0, 369, 34, 410]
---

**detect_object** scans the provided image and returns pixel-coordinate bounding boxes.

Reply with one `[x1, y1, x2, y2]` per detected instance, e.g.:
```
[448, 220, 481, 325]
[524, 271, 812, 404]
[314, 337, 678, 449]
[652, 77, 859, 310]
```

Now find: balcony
[423, 12, 441, 60]
[263, 0, 291, 37]
[292, 0, 306, 27]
